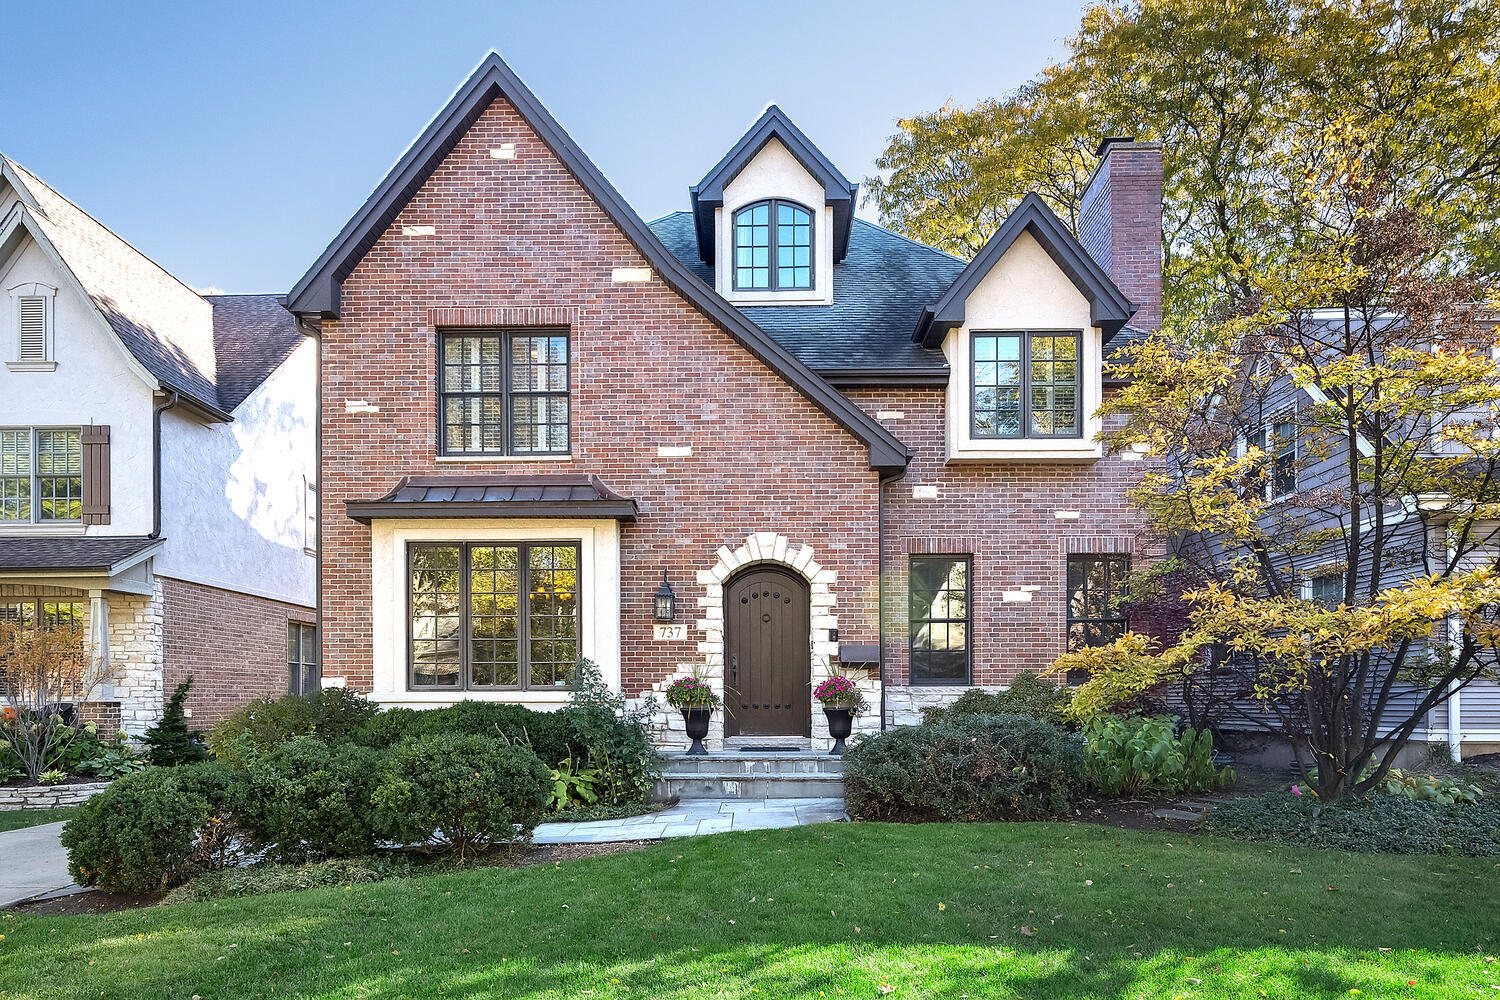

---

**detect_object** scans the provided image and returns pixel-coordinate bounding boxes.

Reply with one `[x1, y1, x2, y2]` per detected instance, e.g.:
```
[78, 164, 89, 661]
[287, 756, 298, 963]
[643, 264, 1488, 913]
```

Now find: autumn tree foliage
[866, 0, 1500, 315]
[0, 619, 97, 781]
[1057, 123, 1500, 800]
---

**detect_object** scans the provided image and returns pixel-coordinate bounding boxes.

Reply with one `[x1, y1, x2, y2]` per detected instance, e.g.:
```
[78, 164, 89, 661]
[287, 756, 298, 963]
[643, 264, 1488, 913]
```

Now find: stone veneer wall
[107, 578, 166, 734]
[0, 780, 112, 810]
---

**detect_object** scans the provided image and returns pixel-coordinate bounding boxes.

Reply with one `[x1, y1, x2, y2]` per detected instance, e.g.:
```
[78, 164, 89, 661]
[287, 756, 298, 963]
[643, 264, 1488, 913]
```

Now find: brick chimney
[1078, 136, 1163, 332]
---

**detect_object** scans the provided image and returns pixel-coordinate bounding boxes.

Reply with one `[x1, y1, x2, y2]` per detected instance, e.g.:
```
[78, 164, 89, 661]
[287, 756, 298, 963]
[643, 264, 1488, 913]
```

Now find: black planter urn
[823, 707, 855, 755]
[681, 707, 713, 755]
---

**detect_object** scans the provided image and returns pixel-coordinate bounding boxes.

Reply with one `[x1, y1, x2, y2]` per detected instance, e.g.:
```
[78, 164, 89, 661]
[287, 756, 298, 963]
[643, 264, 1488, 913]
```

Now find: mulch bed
[7, 840, 657, 916]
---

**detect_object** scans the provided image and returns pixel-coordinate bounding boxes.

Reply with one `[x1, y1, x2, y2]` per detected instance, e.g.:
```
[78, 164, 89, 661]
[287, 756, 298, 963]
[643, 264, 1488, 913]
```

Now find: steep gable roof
[688, 105, 859, 266]
[913, 193, 1136, 348]
[0, 158, 304, 419]
[285, 52, 910, 475]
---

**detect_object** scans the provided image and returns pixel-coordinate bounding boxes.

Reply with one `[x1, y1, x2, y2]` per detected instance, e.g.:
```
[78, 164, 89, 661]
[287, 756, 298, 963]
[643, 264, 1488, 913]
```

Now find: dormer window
[733, 199, 812, 291]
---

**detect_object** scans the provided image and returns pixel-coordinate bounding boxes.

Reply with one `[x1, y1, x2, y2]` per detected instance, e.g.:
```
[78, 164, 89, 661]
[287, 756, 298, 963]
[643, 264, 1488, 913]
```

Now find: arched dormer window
[733, 199, 813, 291]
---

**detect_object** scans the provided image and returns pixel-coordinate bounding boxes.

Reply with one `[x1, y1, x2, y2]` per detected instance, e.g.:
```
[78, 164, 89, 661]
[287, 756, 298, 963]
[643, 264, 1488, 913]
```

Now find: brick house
[287, 54, 1160, 750]
[0, 157, 317, 732]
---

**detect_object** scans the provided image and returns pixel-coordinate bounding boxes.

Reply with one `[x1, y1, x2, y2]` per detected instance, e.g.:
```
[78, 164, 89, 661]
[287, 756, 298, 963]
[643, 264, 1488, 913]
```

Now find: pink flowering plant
[813, 675, 864, 710]
[664, 675, 721, 711]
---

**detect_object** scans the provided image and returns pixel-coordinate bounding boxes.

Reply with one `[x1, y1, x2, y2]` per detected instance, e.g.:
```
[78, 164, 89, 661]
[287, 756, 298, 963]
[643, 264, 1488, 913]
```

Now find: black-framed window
[408, 541, 580, 690]
[0, 427, 82, 522]
[971, 332, 1082, 439]
[0, 597, 85, 629]
[1067, 555, 1129, 653]
[438, 330, 570, 456]
[287, 622, 319, 695]
[733, 199, 813, 291]
[1248, 417, 1297, 499]
[909, 555, 971, 684]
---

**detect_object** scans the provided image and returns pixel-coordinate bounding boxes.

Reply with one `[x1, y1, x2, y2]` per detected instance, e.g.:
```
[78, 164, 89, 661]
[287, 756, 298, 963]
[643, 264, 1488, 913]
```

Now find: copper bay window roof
[343, 474, 638, 523]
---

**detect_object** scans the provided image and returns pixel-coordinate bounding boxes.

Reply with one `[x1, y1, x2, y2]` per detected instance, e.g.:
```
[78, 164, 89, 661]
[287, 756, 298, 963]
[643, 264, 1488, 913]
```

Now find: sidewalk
[0, 821, 81, 907]
[533, 797, 847, 843]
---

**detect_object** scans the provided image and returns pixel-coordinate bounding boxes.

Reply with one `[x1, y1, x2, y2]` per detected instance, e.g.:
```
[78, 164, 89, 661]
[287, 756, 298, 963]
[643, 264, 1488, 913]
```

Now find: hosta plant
[1082, 714, 1234, 797]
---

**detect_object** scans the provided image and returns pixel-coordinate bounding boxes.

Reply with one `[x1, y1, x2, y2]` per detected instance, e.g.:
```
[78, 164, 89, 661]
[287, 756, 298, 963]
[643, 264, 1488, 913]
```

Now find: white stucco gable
[715, 138, 835, 306]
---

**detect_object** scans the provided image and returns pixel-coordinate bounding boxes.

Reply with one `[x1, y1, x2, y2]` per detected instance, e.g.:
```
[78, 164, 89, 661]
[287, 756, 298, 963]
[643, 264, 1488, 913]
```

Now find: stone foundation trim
[427, 306, 580, 327]
[1062, 535, 1136, 554]
[0, 780, 112, 810]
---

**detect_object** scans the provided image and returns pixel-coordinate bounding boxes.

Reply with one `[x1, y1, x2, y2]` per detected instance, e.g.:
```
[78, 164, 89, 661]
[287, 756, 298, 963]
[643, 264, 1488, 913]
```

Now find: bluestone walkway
[532, 797, 847, 843]
[0, 821, 80, 907]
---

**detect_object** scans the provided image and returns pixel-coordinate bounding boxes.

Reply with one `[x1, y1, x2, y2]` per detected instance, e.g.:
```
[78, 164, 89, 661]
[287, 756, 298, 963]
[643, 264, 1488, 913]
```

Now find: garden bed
[0, 780, 110, 811]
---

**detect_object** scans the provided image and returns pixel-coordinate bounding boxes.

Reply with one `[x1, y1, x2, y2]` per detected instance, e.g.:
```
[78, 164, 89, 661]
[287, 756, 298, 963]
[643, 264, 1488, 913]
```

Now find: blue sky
[8, 0, 1087, 292]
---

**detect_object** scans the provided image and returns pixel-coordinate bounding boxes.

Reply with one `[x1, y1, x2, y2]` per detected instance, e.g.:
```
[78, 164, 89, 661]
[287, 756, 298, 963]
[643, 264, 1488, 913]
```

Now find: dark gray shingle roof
[0, 536, 162, 573]
[650, 212, 960, 376]
[206, 294, 308, 410]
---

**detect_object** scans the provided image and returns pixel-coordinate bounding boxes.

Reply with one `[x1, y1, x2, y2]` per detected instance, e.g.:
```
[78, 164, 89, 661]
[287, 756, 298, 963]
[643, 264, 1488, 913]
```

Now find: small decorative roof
[688, 105, 858, 266]
[912, 193, 1136, 348]
[345, 474, 638, 523]
[0, 536, 163, 575]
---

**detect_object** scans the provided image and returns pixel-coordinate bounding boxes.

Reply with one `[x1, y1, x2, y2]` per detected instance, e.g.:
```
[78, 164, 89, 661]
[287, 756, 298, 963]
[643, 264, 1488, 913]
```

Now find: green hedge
[240, 736, 382, 861]
[843, 713, 1086, 822]
[207, 688, 380, 767]
[61, 761, 243, 894]
[919, 673, 1073, 728]
[1208, 791, 1500, 856]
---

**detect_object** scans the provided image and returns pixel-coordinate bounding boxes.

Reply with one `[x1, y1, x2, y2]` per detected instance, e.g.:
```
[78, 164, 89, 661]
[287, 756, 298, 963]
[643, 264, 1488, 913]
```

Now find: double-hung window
[408, 541, 580, 691]
[733, 199, 813, 291]
[439, 329, 570, 456]
[971, 332, 1081, 439]
[0, 428, 82, 523]
[287, 622, 319, 695]
[908, 555, 971, 684]
[1310, 571, 1345, 608]
[1248, 416, 1297, 499]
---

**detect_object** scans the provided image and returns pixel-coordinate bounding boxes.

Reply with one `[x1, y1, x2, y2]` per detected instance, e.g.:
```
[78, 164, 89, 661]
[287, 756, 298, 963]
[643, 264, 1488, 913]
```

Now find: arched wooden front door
[724, 565, 811, 737]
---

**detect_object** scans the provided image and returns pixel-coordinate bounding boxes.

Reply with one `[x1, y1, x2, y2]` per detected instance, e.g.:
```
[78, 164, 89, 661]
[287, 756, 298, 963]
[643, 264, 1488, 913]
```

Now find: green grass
[0, 807, 77, 833]
[2, 822, 1497, 999]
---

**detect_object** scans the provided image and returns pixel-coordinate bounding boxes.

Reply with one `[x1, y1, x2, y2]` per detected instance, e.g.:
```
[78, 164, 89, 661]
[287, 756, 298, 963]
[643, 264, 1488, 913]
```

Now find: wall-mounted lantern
[653, 570, 677, 622]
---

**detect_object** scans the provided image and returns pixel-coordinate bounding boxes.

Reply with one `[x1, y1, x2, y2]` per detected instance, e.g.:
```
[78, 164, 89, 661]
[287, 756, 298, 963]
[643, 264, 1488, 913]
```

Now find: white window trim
[303, 477, 318, 556]
[367, 517, 621, 709]
[6, 281, 57, 371]
[1242, 410, 1298, 502]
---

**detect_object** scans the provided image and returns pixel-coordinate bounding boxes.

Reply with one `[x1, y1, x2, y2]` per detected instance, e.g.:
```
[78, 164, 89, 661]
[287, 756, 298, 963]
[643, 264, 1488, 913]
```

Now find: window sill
[434, 454, 574, 464]
[947, 441, 1102, 463]
[0, 523, 85, 536]
[6, 361, 56, 372]
[368, 689, 574, 708]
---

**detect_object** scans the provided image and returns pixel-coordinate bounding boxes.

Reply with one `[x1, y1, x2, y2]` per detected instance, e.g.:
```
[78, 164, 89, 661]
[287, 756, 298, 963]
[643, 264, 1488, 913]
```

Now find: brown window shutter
[81, 425, 110, 525]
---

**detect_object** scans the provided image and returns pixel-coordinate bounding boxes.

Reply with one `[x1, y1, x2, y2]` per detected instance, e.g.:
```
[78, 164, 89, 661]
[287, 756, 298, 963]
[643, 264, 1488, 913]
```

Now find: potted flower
[664, 675, 721, 755]
[813, 675, 864, 755]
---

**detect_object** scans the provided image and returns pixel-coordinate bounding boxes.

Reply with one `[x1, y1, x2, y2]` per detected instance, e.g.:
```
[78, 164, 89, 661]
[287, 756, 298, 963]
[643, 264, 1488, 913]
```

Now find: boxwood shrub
[239, 735, 382, 861]
[1208, 791, 1500, 856]
[843, 713, 1086, 822]
[207, 688, 379, 767]
[372, 733, 550, 858]
[61, 761, 244, 893]
[919, 673, 1073, 728]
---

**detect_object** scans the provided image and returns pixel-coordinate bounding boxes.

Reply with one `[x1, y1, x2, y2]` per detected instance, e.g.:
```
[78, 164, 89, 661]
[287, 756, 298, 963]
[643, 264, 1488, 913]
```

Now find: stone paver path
[533, 797, 847, 843]
[0, 821, 81, 907]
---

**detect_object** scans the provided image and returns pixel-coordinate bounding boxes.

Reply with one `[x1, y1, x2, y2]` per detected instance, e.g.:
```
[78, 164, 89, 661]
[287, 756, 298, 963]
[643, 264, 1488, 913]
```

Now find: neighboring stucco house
[0, 156, 317, 732]
[287, 53, 1160, 752]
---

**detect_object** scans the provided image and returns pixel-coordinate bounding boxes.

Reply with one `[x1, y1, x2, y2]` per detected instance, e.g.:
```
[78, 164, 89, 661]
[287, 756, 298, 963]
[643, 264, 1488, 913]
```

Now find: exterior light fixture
[653, 570, 677, 622]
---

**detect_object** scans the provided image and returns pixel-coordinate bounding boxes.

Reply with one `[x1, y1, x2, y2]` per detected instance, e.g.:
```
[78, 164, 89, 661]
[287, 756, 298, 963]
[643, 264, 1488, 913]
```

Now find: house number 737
[652, 624, 688, 641]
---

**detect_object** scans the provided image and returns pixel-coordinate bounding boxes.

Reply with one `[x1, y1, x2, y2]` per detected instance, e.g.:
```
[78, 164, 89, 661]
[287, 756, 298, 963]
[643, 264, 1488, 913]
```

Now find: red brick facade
[847, 388, 1154, 693]
[318, 95, 883, 699]
[161, 576, 316, 726]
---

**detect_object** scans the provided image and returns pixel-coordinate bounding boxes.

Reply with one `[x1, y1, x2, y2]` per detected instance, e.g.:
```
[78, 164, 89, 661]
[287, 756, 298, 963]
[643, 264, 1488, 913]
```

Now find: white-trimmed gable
[716, 138, 835, 306]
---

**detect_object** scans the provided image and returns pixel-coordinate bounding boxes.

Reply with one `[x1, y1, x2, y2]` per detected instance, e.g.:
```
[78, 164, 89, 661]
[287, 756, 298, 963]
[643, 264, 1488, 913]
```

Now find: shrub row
[62, 733, 550, 893]
[1208, 791, 1500, 856]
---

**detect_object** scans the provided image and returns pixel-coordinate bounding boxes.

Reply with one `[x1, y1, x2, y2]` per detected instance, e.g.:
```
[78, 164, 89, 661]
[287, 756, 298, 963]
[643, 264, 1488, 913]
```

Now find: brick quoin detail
[318, 95, 882, 702]
[161, 577, 315, 727]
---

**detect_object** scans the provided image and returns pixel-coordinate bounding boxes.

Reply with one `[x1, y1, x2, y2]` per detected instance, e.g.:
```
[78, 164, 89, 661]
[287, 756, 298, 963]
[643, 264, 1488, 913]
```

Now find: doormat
[739, 746, 804, 752]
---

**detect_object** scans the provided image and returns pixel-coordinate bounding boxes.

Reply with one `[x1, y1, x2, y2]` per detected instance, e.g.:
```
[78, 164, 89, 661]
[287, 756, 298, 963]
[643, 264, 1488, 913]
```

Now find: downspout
[150, 391, 179, 538]
[295, 315, 324, 671]
[878, 476, 886, 731]
[1446, 533, 1463, 763]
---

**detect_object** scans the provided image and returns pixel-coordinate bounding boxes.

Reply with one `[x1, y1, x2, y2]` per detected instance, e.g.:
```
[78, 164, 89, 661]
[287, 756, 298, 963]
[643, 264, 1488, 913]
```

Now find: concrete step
[661, 751, 844, 777]
[654, 771, 847, 800]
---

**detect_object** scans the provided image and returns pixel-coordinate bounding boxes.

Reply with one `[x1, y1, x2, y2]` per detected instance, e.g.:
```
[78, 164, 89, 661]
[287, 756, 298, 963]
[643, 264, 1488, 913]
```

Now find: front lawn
[2, 822, 1496, 999]
[0, 807, 78, 833]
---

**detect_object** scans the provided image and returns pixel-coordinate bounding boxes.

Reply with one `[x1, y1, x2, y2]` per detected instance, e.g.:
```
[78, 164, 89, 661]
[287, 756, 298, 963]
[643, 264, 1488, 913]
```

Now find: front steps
[653, 751, 845, 800]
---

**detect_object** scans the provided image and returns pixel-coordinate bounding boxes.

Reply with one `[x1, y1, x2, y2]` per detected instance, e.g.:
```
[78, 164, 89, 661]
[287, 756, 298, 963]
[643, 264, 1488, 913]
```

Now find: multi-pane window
[408, 541, 580, 690]
[287, 622, 319, 695]
[439, 330, 570, 456]
[1248, 417, 1297, 499]
[0, 598, 86, 630]
[0, 428, 81, 522]
[972, 332, 1081, 439]
[1067, 555, 1130, 652]
[1310, 571, 1345, 608]
[909, 556, 971, 684]
[733, 199, 813, 291]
